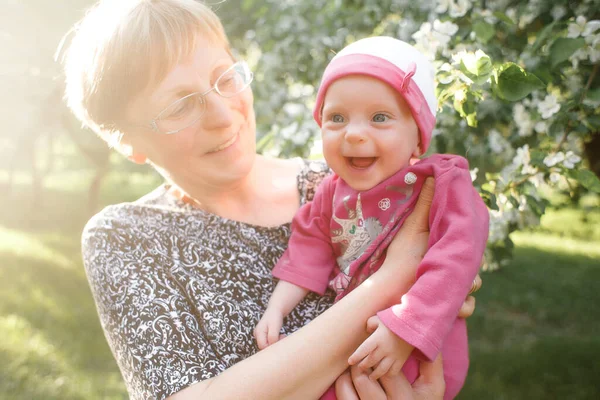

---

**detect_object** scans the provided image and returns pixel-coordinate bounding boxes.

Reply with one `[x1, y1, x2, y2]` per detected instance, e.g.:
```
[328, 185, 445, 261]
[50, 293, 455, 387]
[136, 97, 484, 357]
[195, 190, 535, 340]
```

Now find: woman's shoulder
[81, 185, 195, 259]
[296, 158, 332, 204]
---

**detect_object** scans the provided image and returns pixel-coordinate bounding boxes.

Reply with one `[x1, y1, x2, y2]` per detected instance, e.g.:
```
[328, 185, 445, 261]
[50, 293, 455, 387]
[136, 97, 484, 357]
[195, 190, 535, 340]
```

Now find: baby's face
[321, 75, 420, 191]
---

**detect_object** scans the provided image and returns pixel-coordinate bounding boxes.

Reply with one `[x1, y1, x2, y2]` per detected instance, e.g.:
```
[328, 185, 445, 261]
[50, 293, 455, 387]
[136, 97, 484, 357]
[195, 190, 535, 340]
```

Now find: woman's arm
[168, 178, 435, 400]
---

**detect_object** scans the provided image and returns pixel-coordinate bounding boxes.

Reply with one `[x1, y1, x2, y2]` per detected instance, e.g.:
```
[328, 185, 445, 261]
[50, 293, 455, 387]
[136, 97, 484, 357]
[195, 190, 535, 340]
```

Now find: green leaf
[508, 195, 520, 209]
[525, 195, 547, 217]
[473, 21, 495, 43]
[577, 169, 600, 193]
[531, 21, 558, 52]
[530, 150, 547, 168]
[480, 189, 499, 211]
[585, 115, 600, 129]
[585, 88, 600, 105]
[549, 37, 586, 67]
[459, 50, 493, 85]
[466, 112, 478, 127]
[493, 11, 515, 26]
[494, 63, 546, 101]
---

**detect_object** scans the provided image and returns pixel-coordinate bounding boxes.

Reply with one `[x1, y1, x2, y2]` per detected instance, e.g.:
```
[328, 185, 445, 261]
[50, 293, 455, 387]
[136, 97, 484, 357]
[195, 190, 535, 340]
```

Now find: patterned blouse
[82, 160, 335, 400]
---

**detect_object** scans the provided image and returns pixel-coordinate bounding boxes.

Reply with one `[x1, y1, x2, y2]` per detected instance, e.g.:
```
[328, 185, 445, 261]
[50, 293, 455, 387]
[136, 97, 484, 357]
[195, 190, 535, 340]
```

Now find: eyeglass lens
[155, 62, 252, 134]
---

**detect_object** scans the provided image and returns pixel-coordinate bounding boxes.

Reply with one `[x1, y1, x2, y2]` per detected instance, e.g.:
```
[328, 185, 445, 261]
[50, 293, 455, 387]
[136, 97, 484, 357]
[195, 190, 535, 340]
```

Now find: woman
[63, 1, 479, 399]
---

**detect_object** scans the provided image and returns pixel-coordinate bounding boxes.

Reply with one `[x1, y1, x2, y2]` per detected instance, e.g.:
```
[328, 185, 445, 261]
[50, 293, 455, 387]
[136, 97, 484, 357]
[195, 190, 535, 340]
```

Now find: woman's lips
[207, 132, 239, 154]
[348, 157, 377, 169]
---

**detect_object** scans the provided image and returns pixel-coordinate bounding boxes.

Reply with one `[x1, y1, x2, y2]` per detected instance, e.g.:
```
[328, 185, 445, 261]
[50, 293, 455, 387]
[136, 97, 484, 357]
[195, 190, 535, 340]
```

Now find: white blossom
[454, 88, 467, 102]
[513, 144, 535, 175]
[588, 34, 600, 63]
[434, 19, 460, 36]
[549, 172, 562, 184]
[513, 104, 534, 137]
[551, 5, 567, 21]
[543, 152, 565, 167]
[583, 20, 600, 37]
[283, 103, 304, 118]
[488, 129, 512, 156]
[567, 16, 587, 38]
[435, 0, 472, 18]
[537, 94, 561, 119]
[565, 74, 583, 92]
[478, 9, 497, 24]
[279, 121, 298, 140]
[488, 210, 509, 243]
[521, 163, 538, 175]
[505, 8, 517, 24]
[438, 63, 455, 84]
[534, 121, 548, 134]
[570, 47, 589, 69]
[519, 13, 536, 30]
[530, 172, 545, 188]
[412, 20, 458, 59]
[470, 167, 479, 182]
[563, 151, 582, 169]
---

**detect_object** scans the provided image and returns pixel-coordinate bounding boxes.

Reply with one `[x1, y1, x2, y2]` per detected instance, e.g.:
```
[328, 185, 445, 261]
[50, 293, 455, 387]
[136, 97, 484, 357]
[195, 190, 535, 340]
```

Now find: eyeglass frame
[144, 60, 254, 135]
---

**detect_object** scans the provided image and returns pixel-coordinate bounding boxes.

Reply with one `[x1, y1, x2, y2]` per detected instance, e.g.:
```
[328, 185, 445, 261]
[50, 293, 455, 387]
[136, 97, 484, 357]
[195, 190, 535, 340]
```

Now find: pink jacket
[273, 154, 489, 399]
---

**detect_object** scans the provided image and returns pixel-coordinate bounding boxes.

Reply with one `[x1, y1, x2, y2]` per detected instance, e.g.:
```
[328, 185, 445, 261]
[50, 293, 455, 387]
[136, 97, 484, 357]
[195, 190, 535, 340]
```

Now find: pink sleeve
[272, 176, 337, 295]
[377, 166, 489, 361]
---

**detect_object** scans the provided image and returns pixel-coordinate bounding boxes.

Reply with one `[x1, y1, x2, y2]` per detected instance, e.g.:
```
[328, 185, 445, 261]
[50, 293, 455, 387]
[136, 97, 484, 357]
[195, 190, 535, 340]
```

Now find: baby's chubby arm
[254, 280, 309, 349]
[348, 315, 414, 380]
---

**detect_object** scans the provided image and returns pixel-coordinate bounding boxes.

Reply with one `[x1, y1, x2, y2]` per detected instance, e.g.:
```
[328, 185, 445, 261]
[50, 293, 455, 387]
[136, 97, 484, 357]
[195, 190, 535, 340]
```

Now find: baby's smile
[346, 156, 378, 169]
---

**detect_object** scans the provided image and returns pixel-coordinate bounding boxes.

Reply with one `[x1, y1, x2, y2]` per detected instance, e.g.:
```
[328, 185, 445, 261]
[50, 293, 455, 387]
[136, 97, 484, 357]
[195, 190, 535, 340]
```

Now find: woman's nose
[201, 92, 234, 129]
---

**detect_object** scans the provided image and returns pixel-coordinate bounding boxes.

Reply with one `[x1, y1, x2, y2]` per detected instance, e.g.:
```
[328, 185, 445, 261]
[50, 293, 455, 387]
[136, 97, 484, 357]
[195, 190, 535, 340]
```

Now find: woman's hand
[380, 176, 482, 319]
[336, 355, 446, 400]
[380, 177, 435, 276]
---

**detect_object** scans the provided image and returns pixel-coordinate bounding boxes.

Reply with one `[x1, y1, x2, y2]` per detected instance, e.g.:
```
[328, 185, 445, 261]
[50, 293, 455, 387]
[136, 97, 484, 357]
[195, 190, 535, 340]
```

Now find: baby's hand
[254, 308, 285, 350]
[348, 316, 411, 380]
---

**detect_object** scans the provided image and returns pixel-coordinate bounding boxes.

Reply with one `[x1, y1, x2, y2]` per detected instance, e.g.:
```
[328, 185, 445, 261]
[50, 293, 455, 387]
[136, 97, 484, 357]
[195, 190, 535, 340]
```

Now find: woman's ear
[110, 131, 148, 164]
[127, 152, 147, 164]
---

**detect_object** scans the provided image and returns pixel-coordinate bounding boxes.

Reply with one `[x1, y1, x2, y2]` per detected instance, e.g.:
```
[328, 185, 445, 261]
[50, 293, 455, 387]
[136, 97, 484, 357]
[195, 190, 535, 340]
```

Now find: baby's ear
[412, 143, 422, 158]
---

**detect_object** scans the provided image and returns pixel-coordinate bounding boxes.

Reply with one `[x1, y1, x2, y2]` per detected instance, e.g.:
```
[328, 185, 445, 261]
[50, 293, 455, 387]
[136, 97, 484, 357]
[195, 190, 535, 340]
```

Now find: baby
[255, 36, 489, 400]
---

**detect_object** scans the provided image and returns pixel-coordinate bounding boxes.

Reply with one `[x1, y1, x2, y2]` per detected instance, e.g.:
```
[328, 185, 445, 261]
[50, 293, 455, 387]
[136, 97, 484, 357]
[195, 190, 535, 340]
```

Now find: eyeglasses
[149, 61, 253, 135]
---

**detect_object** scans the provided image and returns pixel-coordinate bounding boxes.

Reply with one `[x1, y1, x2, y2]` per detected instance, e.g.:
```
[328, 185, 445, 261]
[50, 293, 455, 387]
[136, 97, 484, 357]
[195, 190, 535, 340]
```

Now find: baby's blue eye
[332, 114, 345, 123]
[373, 113, 388, 123]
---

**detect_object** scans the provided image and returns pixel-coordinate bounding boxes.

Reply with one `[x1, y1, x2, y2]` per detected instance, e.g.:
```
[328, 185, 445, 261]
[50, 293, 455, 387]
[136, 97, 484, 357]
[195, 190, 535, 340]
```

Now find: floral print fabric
[82, 160, 334, 400]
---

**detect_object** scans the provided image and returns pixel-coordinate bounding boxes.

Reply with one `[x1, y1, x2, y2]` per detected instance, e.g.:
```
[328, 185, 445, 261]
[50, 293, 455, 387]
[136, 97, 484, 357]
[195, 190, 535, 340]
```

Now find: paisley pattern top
[82, 160, 335, 400]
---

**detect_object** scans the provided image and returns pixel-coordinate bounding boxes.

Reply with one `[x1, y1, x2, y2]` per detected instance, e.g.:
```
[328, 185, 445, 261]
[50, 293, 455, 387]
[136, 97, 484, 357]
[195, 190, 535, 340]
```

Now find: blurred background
[1, 0, 599, 399]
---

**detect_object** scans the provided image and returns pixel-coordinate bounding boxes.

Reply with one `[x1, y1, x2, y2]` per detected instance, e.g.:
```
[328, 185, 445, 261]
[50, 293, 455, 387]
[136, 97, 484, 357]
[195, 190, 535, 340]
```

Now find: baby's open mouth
[348, 157, 377, 169]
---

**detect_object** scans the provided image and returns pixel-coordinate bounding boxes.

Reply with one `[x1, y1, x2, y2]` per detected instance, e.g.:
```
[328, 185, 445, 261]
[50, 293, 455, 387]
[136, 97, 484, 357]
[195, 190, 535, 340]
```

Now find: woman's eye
[165, 97, 195, 120]
[217, 71, 239, 91]
[331, 114, 344, 123]
[373, 113, 389, 123]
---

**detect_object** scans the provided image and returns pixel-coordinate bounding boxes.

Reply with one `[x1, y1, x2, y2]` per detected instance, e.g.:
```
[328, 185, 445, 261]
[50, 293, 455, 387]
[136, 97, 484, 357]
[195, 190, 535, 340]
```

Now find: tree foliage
[219, 0, 600, 269]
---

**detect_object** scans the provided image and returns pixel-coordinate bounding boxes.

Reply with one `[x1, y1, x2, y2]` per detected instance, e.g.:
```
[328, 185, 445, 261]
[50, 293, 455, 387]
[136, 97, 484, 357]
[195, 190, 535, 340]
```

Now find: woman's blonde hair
[62, 0, 230, 143]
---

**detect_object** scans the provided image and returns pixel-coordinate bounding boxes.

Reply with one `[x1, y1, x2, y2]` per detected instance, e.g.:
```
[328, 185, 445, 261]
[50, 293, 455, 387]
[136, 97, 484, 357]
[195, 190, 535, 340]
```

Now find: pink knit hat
[313, 36, 437, 154]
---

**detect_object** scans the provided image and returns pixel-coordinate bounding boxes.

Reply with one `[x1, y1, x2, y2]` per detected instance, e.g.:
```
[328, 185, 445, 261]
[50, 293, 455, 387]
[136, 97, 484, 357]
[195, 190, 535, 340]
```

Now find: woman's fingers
[469, 274, 483, 294]
[379, 372, 414, 399]
[335, 371, 360, 400]
[403, 177, 435, 234]
[457, 295, 476, 319]
[411, 354, 446, 399]
[386, 177, 435, 266]
[350, 365, 386, 400]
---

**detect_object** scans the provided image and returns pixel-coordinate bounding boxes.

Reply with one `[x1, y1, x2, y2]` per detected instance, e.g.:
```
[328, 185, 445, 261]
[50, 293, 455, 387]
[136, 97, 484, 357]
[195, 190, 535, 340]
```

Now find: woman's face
[125, 36, 256, 191]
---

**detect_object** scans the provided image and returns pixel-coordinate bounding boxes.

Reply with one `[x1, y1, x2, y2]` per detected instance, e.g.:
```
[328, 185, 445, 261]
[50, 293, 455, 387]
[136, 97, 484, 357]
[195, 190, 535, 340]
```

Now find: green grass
[1, 170, 599, 399]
